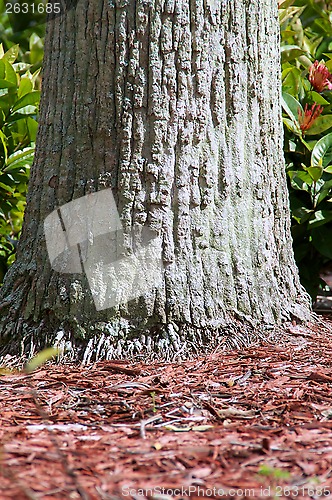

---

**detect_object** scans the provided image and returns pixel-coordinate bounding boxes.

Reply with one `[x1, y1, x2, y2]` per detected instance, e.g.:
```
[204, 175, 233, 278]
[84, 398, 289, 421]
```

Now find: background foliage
[0, 0, 44, 282]
[280, 0, 332, 299]
[1, 0, 332, 303]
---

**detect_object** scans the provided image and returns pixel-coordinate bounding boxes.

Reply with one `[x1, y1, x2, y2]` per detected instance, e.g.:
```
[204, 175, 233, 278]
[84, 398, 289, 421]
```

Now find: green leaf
[3, 60, 17, 87]
[0, 59, 18, 90]
[282, 92, 303, 125]
[285, 139, 298, 153]
[278, 0, 296, 9]
[305, 115, 332, 136]
[283, 117, 301, 134]
[299, 135, 313, 151]
[303, 36, 323, 57]
[26, 117, 38, 142]
[279, 6, 305, 24]
[316, 37, 332, 60]
[281, 45, 306, 62]
[12, 63, 31, 73]
[305, 166, 323, 181]
[0, 130, 8, 163]
[18, 77, 33, 98]
[6, 148, 35, 165]
[2, 45, 19, 64]
[24, 348, 60, 373]
[316, 179, 332, 205]
[258, 465, 291, 479]
[312, 226, 332, 259]
[297, 55, 314, 70]
[311, 132, 332, 167]
[31, 68, 41, 86]
[282, 67, 302, 96]
[291, 206, 313, 224]
[0, 60, 5, 80]
[0, 79, 17, 90]
[11, 91, 40, 113]
[314, 19, 332, 37]
[309, 210, 332, 228]
[325, 58, 332, 72]
[281, 29, 297, 40]
[0, 108, 5, 128]
[324, 165, 332, 173]
[29, 34, 44, 66]
[6, 111, 37, 123]
[307, 91, 330, 105]
[0, 182, 14, 193]
[296, 170, 314, 185]
[4, 148, 35, 172]
[11, 106, 37, 116]
[288, 170, 313, 190]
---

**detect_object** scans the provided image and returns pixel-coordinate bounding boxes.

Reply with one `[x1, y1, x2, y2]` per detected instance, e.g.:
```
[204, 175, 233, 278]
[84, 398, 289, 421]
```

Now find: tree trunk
[0, 0, 311, 361]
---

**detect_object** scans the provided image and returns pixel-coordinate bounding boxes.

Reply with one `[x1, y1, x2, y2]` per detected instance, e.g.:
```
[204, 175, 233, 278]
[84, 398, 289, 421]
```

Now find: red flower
[309, 61, 332, 93]
[298, 103, 323, 133]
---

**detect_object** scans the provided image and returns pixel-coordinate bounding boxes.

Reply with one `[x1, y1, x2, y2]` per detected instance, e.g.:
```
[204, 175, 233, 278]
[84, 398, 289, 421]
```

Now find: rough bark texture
[0, 0, 311, 360]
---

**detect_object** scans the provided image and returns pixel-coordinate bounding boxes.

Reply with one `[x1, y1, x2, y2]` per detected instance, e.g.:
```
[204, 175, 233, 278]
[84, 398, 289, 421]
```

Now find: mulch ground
[1, 319, 332, 500]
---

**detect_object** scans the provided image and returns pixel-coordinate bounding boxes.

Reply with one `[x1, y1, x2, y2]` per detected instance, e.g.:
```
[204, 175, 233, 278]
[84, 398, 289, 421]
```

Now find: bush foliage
[280, 0, 332, 299]
[0, 1, 43, 281]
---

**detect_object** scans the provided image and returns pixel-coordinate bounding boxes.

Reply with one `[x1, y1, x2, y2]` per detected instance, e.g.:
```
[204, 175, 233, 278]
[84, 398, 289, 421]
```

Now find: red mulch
[1, 320, 332, 500]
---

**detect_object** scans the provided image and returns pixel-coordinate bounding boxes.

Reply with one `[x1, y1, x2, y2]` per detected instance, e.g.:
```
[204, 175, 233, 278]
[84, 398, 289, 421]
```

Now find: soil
[0, 318, 332, 500]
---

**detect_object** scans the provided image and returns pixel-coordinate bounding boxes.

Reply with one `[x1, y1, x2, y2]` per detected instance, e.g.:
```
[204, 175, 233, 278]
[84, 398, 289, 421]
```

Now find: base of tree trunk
[0, 306, 314, 363]
[0, 257, 313, 362]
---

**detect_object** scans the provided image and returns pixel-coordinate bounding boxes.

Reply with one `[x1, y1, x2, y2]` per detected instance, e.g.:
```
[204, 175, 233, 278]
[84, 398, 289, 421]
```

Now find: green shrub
[0, 42, 40, 282]
[280, 0, 332, 299]
[0, 0, 44, 282]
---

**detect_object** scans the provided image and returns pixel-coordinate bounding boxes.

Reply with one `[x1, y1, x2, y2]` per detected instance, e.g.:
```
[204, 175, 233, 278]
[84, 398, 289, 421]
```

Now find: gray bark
[0, 0, 311, 361]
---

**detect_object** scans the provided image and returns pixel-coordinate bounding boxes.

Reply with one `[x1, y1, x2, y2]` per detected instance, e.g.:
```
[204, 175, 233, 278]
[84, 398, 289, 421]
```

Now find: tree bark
[0, 0, 311, 360]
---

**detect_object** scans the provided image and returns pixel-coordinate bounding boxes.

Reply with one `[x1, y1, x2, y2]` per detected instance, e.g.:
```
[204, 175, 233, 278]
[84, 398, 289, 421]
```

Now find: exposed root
[0, 311, 319, 365]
